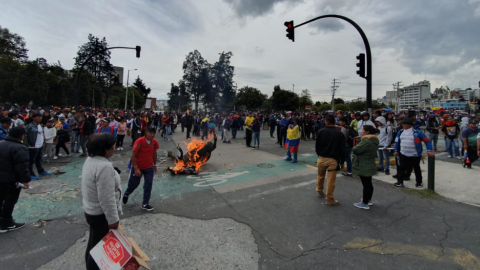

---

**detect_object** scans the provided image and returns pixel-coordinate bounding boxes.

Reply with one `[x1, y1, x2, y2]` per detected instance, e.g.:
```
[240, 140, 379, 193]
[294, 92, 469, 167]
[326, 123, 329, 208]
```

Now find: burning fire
[170, 136, 213, 175]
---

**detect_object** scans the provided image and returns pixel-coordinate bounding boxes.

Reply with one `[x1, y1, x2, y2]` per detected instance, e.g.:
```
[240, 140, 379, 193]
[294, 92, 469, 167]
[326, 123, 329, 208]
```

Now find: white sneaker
[361, 198, 373, 206]
[58, 153, 63, 157]
[117, 147, 120, 150]
[447, 155, 452, 158]
[53, 156, 58, 160]
[456, 156, 461, 160]
[121, 147, 124, 150]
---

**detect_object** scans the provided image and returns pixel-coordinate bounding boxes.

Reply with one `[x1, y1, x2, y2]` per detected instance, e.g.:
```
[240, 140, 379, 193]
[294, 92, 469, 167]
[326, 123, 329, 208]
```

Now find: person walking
[54, 116, 72, 159]
[352, 125, 379, 210]
[315, 115, 345, 205]
[116, 117, 127, 150]
[231, 115, 240, 139]
[244, 112, 254, 147]
[79, 114, 92, 157]
[24, 113, 51, 180]
[44, 119, 57, 160]
[185, 112, 193, 139]
[251, 117, 261, 149]
[123, 127, 159, 211]
[222, 115, 232, 143]
[201, 115, 210, 140]
[82, 133, 122, 270]
[69, 111, 82, 153]
[285, 118, 300, 162]
[375, 116, 393, 175]
[426, 113, 441, 152]
[461, 120, 480, 168]
[0, 127, 31, 233]
[393, 117, 434, 188]
[442, 116, 461, 159]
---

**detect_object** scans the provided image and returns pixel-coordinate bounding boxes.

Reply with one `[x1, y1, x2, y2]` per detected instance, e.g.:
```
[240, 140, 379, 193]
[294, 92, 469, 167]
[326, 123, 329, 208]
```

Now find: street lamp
[124, 69, 138, 110]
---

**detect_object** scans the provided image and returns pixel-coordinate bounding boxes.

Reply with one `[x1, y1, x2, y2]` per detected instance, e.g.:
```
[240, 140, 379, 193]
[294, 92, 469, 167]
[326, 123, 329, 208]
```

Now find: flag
[432, 106, 445, 114]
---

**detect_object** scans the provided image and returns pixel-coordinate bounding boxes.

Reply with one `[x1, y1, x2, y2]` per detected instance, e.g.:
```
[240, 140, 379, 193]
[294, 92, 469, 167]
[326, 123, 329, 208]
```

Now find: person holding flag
[285, 118, 301, 163]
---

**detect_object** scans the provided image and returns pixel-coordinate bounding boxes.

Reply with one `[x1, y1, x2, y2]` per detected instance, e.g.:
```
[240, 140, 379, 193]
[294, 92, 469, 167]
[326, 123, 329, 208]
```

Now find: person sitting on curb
[393, 117, 434, 188]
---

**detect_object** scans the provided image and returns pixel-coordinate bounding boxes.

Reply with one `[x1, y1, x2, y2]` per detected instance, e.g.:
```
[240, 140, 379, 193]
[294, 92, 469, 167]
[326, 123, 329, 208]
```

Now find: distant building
[398, 80, 431, 107]
[433, 99, 468, 109]
[155, 100, 168, 110]
[113, 66, 124, 85]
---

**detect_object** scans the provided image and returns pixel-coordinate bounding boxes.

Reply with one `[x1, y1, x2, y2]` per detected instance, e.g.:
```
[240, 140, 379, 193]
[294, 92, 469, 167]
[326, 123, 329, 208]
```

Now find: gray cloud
[223, 0, 302, 17]
[235, 66, 275, 82]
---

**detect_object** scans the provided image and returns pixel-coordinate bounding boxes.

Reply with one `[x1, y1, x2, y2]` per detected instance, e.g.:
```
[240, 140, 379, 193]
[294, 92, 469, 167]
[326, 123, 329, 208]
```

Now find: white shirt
[44, 126, 57, 143]
[400, 128, 417, 157]
[34, 124, 45, 148]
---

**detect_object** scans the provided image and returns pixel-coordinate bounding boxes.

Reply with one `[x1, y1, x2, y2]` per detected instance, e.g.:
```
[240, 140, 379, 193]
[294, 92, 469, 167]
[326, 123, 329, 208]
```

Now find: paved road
[1, 127, 480, 270]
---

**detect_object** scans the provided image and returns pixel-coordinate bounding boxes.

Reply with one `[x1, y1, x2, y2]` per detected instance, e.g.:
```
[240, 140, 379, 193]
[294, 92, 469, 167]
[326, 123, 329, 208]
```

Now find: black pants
[186, 125, 192, 139]
[397, 154, 422, 184]
[132, 131, 139, 145]
[246, 129, 253, 146]
[29, 148, 45, 176]
[277, 126, 282, 144]
[85, 213, 109, 270]
[270, 126, 276, 137]
[193, 125, 199, 136]
[117, 135, 125, 147]
[280, 128, 287, 146]
[181, 123, 185, 132]
[55, 137, 70, 156]
[360, 176, 374, 204]
[80, 135, 88, 154]
[0, 183, 22, 227]
[465, 146, 479, 168]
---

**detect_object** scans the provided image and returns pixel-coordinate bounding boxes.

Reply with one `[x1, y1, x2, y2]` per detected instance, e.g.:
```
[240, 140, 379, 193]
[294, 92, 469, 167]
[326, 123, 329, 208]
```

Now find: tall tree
[0, 26, 28, 63]
[211, 51, 235, 108]
[234, 86, 267, 110]
[299, 89, 313, 109]
[182, 50, 210, 111]
[132, 76, 151, 100]
[0, 55, 22, 102]
[12, 61, 49, 105]
[270, 88, 299, 111]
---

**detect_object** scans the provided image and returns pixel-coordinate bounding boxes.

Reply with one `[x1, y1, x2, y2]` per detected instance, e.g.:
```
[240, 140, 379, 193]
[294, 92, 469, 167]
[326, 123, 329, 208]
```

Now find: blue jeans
[286, 149, 297, 160]
[253, 132, 260, 147]
[164, 125, 171, 140]
[345, 148, 352, 174]
[231, 128, 237, 139]
[124, 166, 154, 206]
[445, 137, 460, 157]
[71, 131, 80, 152]
[377, 148, 390, 170]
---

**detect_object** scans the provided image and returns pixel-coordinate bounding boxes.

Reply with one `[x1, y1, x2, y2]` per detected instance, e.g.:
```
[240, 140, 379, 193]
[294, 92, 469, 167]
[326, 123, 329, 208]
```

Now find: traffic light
[284, 21, 294, 42]
[356, 53, 365, 78]
[136, 46, 141, 58]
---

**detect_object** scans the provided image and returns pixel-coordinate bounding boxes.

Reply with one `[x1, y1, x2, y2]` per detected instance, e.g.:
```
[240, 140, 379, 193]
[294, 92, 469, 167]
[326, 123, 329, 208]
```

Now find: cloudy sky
[2, 0, 480, 102]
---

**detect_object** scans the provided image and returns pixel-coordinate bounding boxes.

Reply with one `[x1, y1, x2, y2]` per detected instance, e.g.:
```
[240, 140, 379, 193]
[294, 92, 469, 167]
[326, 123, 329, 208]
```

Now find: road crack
[437, 216, 453, 260]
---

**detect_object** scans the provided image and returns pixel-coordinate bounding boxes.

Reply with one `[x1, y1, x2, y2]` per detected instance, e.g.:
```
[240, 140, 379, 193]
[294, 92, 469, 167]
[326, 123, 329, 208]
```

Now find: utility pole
[331, 79, 340, 111]
[124, 69, 138, 110]
[292, 84, 295, 93]
[393, 81, 403, 113]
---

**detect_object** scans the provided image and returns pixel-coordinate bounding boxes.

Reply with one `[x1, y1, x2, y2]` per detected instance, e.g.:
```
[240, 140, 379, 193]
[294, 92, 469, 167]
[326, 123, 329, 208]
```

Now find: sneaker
[392, 174, 398, 178]
[394, 182, 404, 187]
[342, 172, 353, 177]
[117, 147, 121, 150]
[39, 172, 51, 176]
[142, 204, 154, 211]
[354, 202, 370, 210]
[58, 153, 63, 157]
[325, 200, 340, 206]
[291, 159, 297, 163]
[361, 198, 373, 206]
[385, 169, 390, 175]
[285, 157, 292, 161]
[0, 221, 26, 233]
[456, 156, 461, 160]
[416, 183, 423, 188]
[122, 195, 129, 205]
[53, 156, 58, 160]
[30, 175, 40, 180]
[447, 155, 452, 158]
[377, 167, 384, 172]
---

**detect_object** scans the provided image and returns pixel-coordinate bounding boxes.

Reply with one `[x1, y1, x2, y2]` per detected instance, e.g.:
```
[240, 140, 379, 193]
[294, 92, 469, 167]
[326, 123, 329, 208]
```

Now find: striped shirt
[400, 128, 417, 157]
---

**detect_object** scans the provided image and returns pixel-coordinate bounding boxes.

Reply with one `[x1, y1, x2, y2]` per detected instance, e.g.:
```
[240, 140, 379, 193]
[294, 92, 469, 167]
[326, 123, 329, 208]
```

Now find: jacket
[0, 126, 8, 141]
[81, 121, 92, 136]
[352, 134, 379, 177]
[426, 117, 440, 134]
[375, 117, 393, 147]
[25, 122, 41, 148]
[0, 137, 31, 184]
[315, 126, 346, 161]
[394, 128, 433, 156]
[44, 126, 57, 143]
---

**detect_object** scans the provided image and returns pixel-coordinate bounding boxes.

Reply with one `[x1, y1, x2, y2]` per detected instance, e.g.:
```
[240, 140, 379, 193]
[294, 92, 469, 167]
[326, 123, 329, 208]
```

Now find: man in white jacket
[375, 116, 393, 175]
[44, 119, 57, 160]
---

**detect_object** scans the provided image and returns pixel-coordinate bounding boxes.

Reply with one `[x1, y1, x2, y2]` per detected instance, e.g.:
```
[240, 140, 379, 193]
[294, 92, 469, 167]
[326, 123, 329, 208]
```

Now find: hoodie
[44, 126, 57, 143]
[375, 117, 393, 148]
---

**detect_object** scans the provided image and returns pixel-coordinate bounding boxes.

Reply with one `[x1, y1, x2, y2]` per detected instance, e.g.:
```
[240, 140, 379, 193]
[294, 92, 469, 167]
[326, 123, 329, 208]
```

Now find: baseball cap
[59, 115, 66, 120]
[101, 118, 110, 123]
[402, 117, 413, 125]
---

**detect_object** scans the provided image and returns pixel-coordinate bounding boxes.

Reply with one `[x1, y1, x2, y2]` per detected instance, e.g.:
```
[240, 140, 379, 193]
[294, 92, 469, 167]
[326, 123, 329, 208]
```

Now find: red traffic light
[284, 21, 294, 42]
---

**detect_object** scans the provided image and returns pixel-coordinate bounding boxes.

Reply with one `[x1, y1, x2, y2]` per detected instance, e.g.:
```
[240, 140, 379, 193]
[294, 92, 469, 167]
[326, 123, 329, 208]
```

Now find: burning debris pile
[166, 134, 217, 175]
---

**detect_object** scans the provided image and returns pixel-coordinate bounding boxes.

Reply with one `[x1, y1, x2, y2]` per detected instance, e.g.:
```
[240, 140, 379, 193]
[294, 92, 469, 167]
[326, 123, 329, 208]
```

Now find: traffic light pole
[74, 46, 141, 110]
[294, 15, 372, 114]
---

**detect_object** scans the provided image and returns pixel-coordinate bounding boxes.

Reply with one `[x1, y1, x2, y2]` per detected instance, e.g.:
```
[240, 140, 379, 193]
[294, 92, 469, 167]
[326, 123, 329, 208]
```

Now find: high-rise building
[113, 66, 124, 85]
[398, 80, 431, 107]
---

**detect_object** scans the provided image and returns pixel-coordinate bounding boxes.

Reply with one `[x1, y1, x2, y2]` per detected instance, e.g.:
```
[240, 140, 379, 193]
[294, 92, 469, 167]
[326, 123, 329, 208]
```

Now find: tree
[132, 76, 151, 100]
[0, 55, 22, 101]
[211, 51, 235, 108]
[319, 104, 332, 111]
[270, 89, 299, 111]
[0, 26, 28, 62]
[349, 101, 367, 112]
[12, 61, 49, 105]
[182, 50, 210, 111]
[335, 104, 349, 112]
[299, 89, 313, 109]
[234, 86, 267, 110]
[334, 98, 345, 104]
[314, 101, 322, 107]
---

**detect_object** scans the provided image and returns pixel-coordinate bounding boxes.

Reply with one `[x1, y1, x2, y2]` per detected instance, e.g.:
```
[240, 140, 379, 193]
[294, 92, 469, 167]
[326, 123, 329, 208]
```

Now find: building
[113, 66, 124, 85]
[156, 100, 168, 110]
[433, 99, 468, 110]
[398, 80, 431, 107]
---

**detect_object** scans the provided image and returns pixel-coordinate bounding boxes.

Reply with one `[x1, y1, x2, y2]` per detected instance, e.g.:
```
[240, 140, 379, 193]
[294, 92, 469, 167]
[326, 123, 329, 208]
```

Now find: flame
[171, 136, 213, 174]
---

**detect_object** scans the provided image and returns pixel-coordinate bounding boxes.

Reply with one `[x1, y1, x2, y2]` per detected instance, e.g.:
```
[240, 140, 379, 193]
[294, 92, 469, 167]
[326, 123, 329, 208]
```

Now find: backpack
[346, 125, 359, 148]
[97, 126, 114, 134]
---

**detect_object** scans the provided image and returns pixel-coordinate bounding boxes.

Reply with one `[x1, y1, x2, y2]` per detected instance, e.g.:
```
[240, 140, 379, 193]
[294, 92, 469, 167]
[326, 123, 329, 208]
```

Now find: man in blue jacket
[393, 117, 434, 188]
[0, 127, 31, 233]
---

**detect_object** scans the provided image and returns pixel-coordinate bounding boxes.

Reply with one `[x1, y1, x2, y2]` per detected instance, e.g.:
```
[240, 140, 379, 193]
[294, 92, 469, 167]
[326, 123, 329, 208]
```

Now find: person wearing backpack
[96, 118, 117, 137]
[339, 117, 356, 177]
[375, 116, 393, 175]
